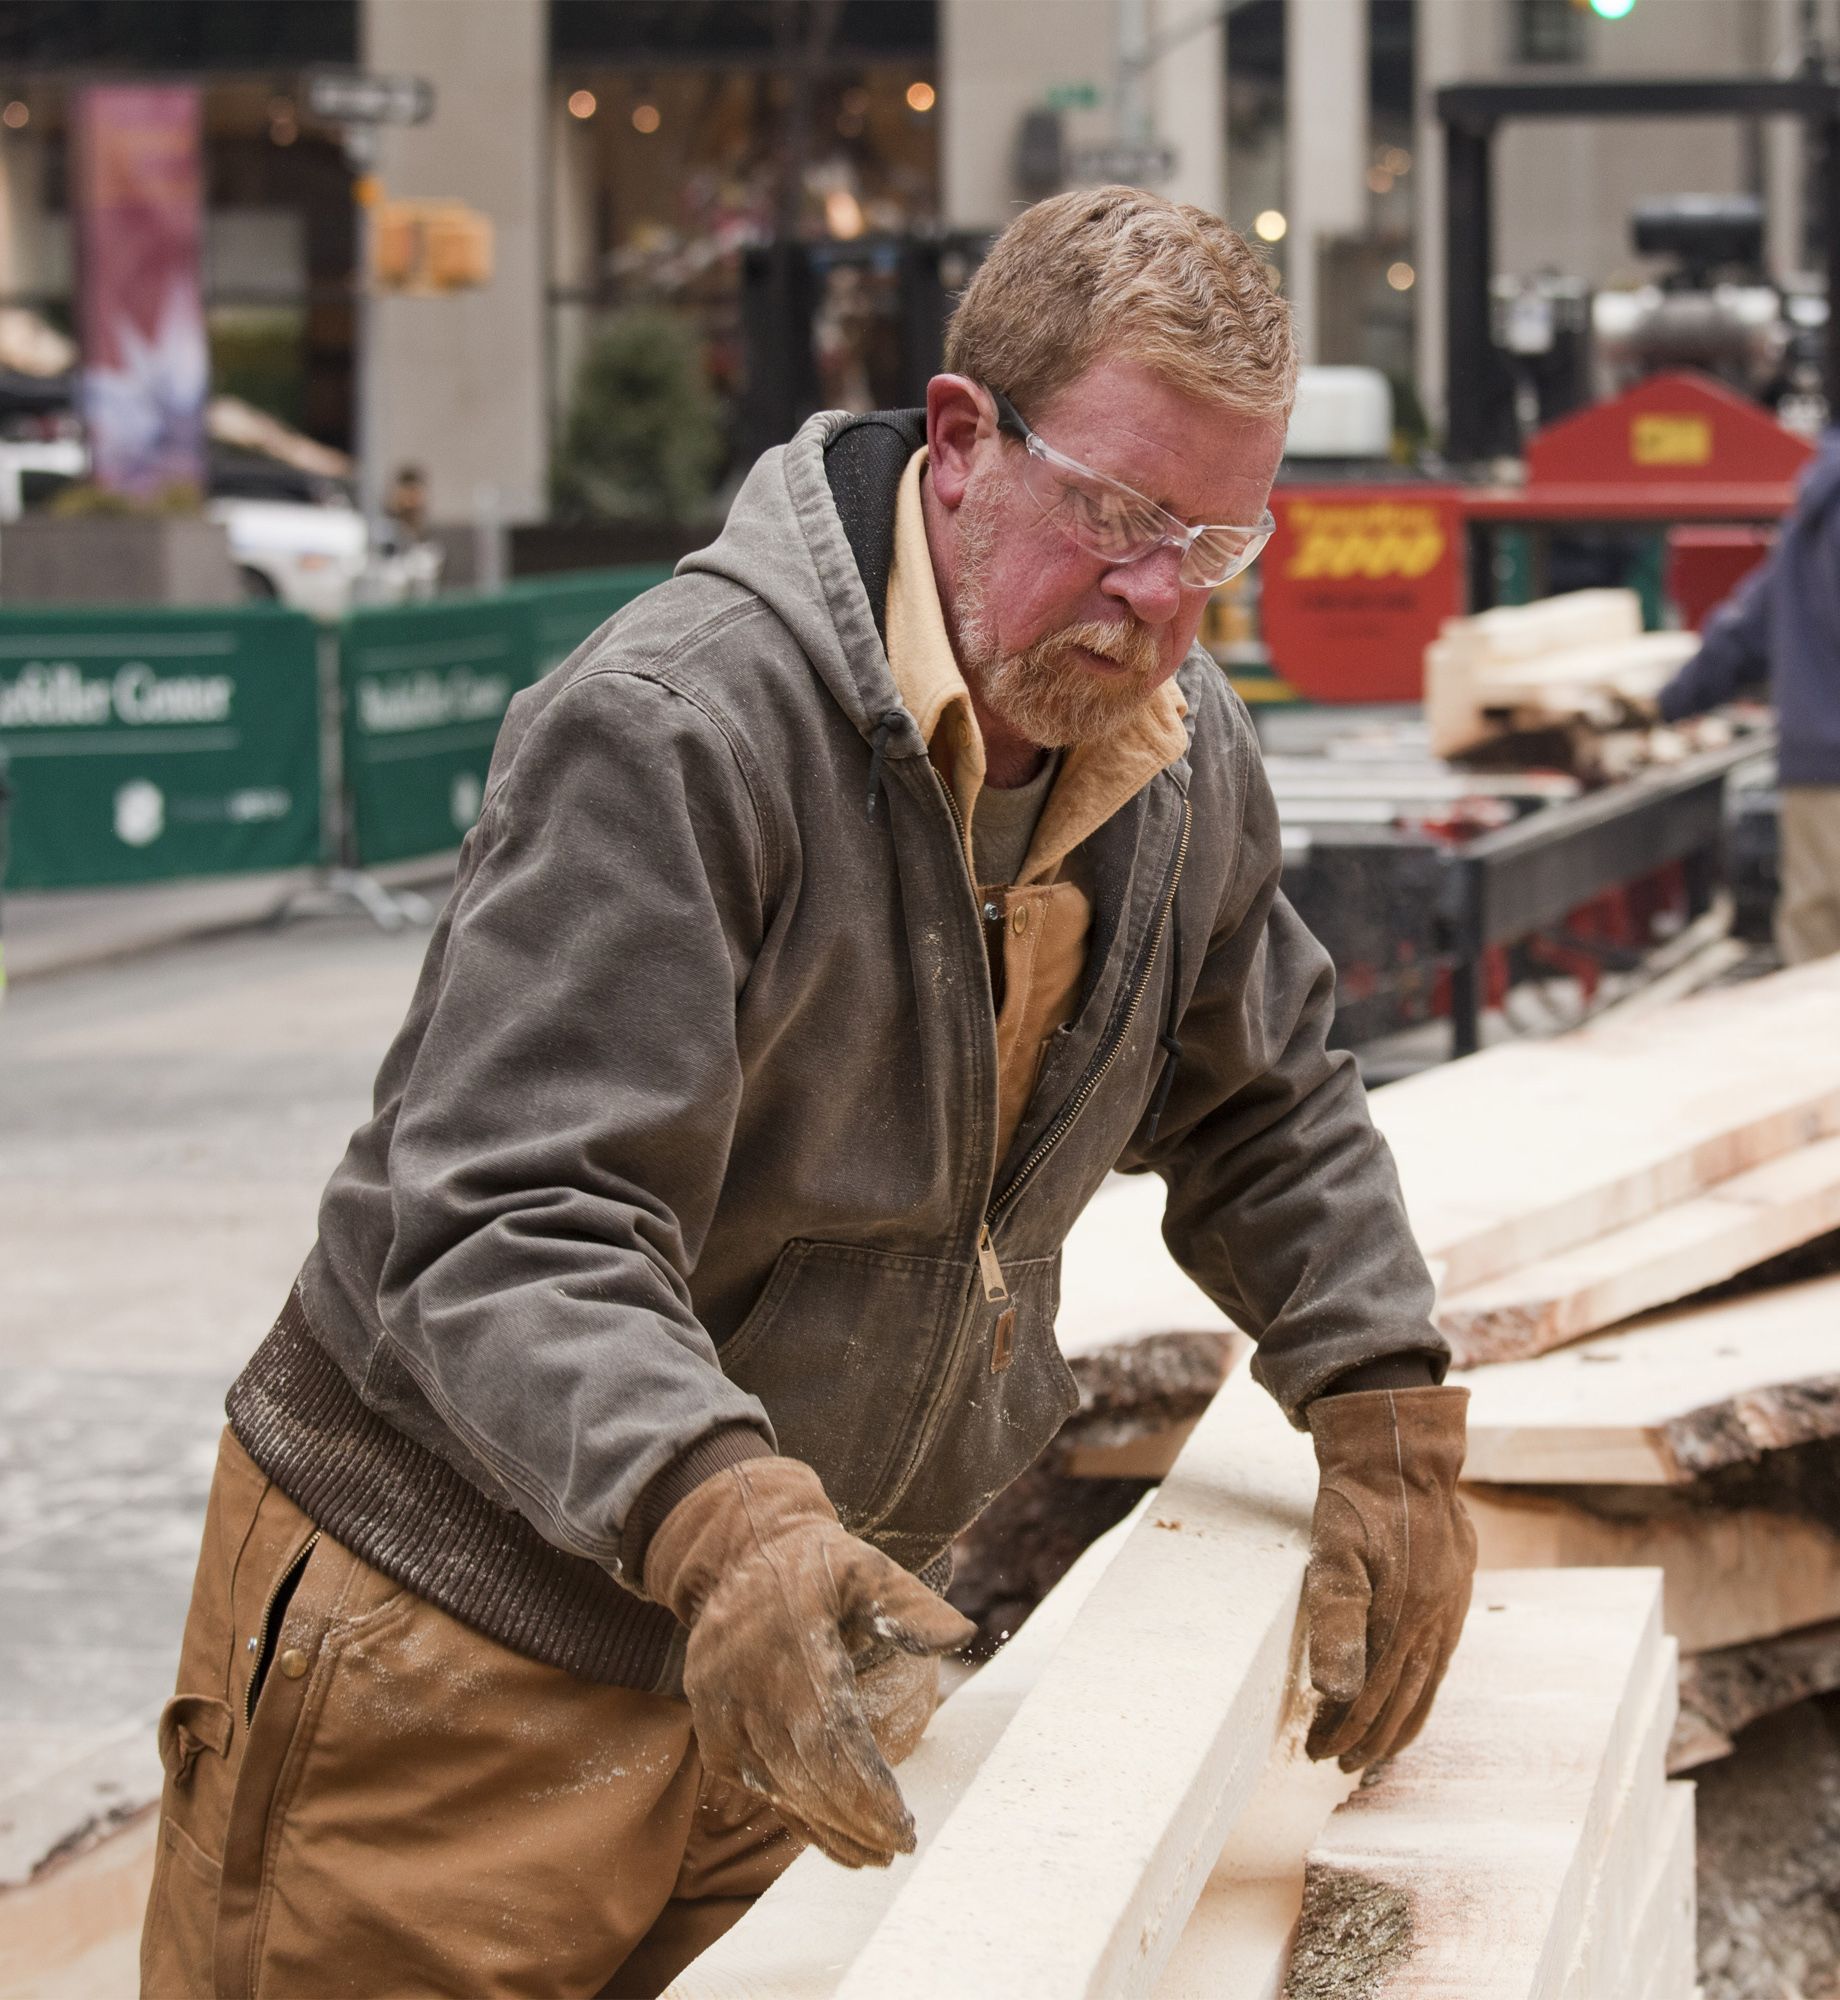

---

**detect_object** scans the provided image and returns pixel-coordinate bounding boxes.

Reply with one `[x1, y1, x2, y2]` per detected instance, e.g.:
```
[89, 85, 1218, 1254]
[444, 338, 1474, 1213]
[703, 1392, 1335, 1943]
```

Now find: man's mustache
[1045, 620, 1161, 678]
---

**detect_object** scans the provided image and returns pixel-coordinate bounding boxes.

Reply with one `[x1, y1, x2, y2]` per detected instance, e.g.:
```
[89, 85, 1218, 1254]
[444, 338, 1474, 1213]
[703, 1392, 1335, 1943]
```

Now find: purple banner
[72, 84, 208, 497]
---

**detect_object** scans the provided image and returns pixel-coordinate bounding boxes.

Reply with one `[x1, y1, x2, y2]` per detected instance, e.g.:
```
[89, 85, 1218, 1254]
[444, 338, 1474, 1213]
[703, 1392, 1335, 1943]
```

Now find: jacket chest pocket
[716, 1239, 966, 1536]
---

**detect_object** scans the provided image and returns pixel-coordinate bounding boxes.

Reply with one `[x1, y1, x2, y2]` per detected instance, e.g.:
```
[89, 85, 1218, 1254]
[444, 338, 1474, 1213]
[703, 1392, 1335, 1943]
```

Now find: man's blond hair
[944, 186, 1296, 423]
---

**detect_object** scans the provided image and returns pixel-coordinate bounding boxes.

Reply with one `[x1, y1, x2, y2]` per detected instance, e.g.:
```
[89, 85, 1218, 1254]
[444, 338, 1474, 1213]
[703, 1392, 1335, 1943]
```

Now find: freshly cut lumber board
[667, 1510, 1141, 2000]
[1369, 951, 1840, 1297]
[1437, 1133, 1840, 1366]
[831, 1370, 1319, 2000]
[1150, 1708, 1358, 2000]
[1464, 1481, 1840, 1654]
[1429, 632, 1696, 761]
[1287, 1568, 1675, 2000]
[1592, 1782, 1697, 2000]
[1671, 1617, 1840, 1772]
[1553, 1642, 1681, 2000]
[1460, 1270, 1840, 1484]
[1436, 589, 1644, 664]
[1053, 1170, 1238, 1360]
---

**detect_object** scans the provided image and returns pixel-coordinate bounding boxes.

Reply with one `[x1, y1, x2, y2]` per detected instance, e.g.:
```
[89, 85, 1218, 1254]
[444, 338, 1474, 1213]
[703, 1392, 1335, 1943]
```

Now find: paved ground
[0, 908, 432, 1888]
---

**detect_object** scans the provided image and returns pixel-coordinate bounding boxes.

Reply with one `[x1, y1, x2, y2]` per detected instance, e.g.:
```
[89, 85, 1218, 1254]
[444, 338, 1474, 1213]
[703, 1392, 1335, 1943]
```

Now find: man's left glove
[1302, 1385, 1477, 1771]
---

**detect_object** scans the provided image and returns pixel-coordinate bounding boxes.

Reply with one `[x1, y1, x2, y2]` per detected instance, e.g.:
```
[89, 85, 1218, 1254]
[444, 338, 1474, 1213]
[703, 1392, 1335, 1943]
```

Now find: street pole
[342, 123, 385, 535]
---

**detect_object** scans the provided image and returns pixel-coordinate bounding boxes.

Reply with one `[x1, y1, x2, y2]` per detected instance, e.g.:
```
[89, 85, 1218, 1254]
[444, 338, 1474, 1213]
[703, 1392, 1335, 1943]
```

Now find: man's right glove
[1303, 1384, 1477, 1771]
[643, 1457, 975, 1869]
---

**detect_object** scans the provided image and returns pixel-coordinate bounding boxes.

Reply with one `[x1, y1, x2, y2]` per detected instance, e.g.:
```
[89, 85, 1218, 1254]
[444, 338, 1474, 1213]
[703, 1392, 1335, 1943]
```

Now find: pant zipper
[244, 1530, 319, 1725]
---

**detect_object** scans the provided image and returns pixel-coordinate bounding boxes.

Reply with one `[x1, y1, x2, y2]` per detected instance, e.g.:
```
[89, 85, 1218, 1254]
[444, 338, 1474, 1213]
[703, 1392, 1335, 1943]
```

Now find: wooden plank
[1464, 1481, 1840, 1654]
[1286, 1569, 1672, 2000]
[831, 1371, 1319, 2000]
[667, 1510, 1142, 2000]
[1436, 589, 1644, 664]
[1461, 1271, 1840, 1485]
[1671, 1617, 1840, 1772]
[1370, 951, 1840, 1297]
[1425, 590, 1652, 756]
[1554, 1650, 1681, 2000]
[1586, 1782, 1697, 2000]
[1438, 1134, 1840, 1366]
[1053, 1171, 1238, 1361]
[1151, 1714, 1358, 2000]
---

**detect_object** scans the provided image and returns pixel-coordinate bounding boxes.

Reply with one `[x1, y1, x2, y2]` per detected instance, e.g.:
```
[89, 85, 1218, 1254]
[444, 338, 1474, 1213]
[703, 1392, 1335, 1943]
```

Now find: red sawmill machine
[1237, 73, 1839, 1065]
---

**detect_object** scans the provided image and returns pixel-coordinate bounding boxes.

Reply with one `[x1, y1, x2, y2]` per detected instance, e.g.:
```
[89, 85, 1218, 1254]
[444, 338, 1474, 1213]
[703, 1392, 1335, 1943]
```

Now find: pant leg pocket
[141, 1810, 224, 2000]
[142, 1693, 235, 1999]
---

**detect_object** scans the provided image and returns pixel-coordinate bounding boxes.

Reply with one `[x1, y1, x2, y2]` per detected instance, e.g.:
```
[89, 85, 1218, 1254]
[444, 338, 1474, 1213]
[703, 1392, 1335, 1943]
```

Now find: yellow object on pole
[370, 200, 494, 294]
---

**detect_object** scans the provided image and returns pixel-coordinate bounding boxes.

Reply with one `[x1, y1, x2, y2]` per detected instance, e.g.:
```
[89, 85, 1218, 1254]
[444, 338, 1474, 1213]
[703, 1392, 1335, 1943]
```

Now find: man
[1657, 431, 1840, 964]
[144, 189, 1474, 1998]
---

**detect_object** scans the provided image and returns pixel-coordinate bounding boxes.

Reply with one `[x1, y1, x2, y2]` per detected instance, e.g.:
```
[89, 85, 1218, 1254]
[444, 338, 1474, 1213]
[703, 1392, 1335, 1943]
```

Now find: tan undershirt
[883, 448, 1188, 1161]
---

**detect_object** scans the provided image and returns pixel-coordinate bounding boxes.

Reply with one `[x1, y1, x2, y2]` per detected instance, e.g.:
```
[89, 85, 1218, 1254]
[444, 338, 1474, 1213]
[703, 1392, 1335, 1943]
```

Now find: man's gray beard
[955, 493, 1164, 749]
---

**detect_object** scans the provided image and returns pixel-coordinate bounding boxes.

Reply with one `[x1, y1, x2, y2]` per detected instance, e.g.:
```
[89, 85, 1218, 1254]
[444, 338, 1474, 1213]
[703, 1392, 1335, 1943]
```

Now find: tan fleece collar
[883, 448, 1187, 885]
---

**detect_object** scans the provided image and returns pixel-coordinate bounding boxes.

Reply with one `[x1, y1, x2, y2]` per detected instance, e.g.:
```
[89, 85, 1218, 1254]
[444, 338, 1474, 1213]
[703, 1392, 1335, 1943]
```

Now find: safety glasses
[988, 387, 1275, 589]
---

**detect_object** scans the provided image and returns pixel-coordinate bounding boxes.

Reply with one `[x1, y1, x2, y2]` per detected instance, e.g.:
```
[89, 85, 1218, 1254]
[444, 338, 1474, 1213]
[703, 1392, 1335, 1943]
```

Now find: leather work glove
[643, 1457, 975, 1869]
[1302, 1385, 1477, 1772]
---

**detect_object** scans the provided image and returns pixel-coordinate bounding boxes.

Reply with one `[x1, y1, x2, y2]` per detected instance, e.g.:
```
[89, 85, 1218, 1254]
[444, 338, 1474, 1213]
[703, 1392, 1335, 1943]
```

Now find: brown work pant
[1779, 785, 1840, 967]
[141, 1432, 922, 1999]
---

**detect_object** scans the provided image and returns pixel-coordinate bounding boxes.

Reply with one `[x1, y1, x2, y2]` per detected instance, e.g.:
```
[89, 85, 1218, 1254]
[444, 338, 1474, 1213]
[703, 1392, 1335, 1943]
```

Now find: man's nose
[1100, 542, 1186, 626]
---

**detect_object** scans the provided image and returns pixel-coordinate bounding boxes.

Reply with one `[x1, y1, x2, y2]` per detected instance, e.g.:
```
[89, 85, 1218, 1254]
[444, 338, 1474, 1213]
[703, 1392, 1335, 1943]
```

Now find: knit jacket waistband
[227, 1293, 688, 1692]
[226, 1291, 953, 1691]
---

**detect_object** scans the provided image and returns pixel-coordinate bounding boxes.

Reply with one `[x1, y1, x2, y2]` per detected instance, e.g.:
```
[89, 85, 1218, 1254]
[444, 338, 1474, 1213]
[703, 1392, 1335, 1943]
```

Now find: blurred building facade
[0, 0, 1830, 522]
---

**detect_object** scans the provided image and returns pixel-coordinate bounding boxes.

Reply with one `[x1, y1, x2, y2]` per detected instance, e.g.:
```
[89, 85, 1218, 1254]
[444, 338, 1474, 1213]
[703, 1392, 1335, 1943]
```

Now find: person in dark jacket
[1659, 433, 1840, 963]
[142, 188, 1475, 1998]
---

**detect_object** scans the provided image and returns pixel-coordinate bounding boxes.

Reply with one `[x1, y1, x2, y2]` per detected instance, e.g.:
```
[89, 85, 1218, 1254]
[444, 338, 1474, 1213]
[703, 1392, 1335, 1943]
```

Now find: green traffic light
[1588, 0, 1636, 17]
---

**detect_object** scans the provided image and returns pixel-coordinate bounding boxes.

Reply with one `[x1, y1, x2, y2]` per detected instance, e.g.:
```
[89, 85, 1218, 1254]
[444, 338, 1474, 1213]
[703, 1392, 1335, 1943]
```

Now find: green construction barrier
[341, 566, 675, 869]
[514, 564, 675, 681]
[0, 605, 321, 890]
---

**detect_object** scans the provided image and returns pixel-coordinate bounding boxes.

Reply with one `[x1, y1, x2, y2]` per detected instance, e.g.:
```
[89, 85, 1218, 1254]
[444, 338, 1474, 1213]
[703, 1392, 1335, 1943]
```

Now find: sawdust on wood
[1280, 1863, 1414, 2000]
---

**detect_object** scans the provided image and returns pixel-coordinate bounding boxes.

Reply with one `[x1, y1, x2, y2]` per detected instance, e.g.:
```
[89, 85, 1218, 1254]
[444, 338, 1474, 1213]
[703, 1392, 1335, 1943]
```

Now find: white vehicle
[0, 438, 441, 618]
[0, 436, 87, 519]
[205, 494, 368, 619]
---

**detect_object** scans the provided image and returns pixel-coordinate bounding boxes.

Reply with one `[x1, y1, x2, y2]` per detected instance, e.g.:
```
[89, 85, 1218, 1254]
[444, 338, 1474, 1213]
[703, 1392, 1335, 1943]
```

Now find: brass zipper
[244, 1530, 319, 1725]
[986, 795, 1191, 1229]
[872, 793, 1191, 1523]
[976, 1221, 1010, 1303]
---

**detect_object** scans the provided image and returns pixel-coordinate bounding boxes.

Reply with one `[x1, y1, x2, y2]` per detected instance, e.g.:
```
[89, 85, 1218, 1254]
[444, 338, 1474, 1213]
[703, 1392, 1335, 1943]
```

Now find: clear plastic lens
[1018, 438, 1270, 587]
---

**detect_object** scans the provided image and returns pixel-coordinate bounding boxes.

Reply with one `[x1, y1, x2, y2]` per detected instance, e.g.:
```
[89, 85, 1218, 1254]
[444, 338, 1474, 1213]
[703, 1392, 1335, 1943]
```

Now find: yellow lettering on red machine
[1282, 501, 1448, 582]
[1630, 414, 1713, 467]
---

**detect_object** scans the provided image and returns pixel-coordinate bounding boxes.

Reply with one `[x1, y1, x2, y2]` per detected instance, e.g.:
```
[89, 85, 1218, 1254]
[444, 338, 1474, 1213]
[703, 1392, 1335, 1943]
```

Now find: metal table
[1435, 734, 1774, 1057]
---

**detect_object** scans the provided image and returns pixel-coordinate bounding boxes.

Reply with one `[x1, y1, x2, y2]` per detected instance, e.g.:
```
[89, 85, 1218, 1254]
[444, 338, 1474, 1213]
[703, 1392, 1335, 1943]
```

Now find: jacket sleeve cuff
[1308, 1350, 1444, 1401]
[621, 1423, 777, 1583]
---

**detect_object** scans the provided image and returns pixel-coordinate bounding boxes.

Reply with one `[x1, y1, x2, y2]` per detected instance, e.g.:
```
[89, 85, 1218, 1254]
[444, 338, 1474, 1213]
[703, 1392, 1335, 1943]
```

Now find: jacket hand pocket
[718, 1238, 964, 1534]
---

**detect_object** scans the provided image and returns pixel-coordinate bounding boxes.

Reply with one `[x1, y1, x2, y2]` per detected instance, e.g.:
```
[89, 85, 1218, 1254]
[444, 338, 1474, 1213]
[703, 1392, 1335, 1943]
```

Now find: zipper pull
[977, 1222, 1009, 1303]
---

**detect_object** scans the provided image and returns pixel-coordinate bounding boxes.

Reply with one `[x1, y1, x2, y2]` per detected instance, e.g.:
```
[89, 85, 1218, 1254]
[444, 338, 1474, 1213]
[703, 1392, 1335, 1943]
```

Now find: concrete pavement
[4, 857, 455, 987]
[0, 909, 432, 1907]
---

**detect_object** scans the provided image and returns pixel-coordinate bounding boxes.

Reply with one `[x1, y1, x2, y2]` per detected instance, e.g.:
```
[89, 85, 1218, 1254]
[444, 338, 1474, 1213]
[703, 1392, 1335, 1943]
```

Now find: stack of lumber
[675, 959, 1840, 1994]
[1424, 586, 1698, 764]
[672, 1371, 1690, 1999]
[1370, 951, 1840, 1769]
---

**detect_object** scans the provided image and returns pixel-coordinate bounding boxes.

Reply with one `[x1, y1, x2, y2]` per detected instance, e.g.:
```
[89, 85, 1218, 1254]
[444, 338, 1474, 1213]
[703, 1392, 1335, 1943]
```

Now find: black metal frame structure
[1434, 736, 1772, 1056]
[1435, 76, 1840, 463]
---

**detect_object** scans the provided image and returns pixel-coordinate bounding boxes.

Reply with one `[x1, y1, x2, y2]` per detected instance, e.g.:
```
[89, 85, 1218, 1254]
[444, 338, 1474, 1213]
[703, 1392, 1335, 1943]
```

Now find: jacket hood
[677, 410, 925, 761]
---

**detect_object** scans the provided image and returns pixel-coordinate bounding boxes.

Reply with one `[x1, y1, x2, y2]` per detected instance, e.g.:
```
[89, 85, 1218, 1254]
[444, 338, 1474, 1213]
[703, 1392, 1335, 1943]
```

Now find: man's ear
[926, 375, 990, 510]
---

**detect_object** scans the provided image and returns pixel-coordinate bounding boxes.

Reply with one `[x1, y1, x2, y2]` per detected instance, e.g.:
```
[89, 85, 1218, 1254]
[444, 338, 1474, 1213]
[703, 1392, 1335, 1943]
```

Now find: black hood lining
[823, 408, 927, 648]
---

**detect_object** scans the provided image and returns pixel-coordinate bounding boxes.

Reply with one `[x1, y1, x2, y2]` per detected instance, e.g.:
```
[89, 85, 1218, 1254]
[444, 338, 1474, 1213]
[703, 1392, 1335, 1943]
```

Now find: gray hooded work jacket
[229, 409, 1446, 1693]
